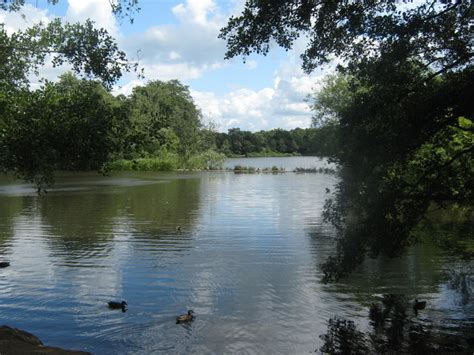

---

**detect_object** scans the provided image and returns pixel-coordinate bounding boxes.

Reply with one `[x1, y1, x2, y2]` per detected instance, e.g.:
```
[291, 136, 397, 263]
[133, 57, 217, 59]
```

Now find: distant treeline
[212, 126, 339, 157]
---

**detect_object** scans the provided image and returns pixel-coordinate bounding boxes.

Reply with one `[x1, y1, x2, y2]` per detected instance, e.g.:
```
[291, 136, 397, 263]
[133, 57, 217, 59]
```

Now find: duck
[413, 299, 426, 315]
[108, 301, 127, 312]
[0, 262, 10, 268]
[176, 226, 182, 232]
[176, 310, 194, 324]
[369, 303, 384, 326]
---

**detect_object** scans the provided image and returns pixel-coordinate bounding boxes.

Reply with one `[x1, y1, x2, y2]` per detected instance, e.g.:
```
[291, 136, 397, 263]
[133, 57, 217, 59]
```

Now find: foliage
[220, 1, 471, 74]
[309, 74, 355, 127]
[212, 126, 339, 158]
[0, 74, 129, 188]
[0, 0, 140, 187]
[105, 149, 225, 172]
[128, 80, 203, 159]
[0, 19, 137, 90]
[105, 157, 176, 172]
[319, 69, 473, 281]
[185, 150, 226, 170]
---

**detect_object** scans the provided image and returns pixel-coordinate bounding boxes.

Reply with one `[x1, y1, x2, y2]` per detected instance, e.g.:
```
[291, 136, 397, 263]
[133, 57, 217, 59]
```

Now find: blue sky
[2, 0, 334, 132]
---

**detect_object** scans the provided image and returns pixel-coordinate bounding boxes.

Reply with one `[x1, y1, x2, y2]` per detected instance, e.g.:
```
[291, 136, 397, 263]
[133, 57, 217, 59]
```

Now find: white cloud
[121, 0, 227, 82]
[65, 0, 117, 35]
[0, 4, 50, 34]
[190, 43, 337, 132]
[192, 83, 310, 132]
[172, 0, 217, 26]
[112, 78, 144, 96]
[169, 51, 181, 60]
[245, 60, 258, 70]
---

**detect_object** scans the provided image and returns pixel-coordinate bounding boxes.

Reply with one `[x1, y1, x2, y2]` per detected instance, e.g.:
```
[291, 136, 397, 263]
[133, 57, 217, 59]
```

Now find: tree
[128, 80, 203, 159]
[0, 74, 129, 188]
[221, 0, 473, 280]
[220, 1, 471, 75]
[0, 0, 140, 187]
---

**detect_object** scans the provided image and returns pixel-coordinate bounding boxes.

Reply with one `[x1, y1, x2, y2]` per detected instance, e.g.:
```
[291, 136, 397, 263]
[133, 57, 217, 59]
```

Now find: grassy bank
[104, 150, 226, 172]
[226, 150, 300, 158]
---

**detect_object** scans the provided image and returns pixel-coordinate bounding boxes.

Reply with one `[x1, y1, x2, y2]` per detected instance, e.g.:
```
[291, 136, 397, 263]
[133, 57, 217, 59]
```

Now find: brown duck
[176, 310, 194, 324]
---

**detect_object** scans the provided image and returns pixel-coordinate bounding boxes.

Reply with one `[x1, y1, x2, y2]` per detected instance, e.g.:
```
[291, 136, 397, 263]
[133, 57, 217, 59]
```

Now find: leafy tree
[221, 0, 473, 279]
[0, 19, 137, 90]
[0, 0, 140, 187]
[0, 74, 129, 188]
[211, 127, 340, 157]
[128, 80, 203, 159]
[220, 1, 471, 75]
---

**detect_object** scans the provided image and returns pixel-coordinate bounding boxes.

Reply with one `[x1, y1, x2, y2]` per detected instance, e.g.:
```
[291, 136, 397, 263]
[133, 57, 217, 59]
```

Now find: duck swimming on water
[413, 299, 426, 315]
[108, 301, 127, 312]
[0, 262, 10, 268]
[176, 310, 194, 324]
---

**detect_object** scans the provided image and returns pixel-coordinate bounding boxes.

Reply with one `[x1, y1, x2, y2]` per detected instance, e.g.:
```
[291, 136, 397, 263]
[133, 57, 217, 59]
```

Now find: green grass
[105, 150, 226, 172]
[226, 150, 300, 158]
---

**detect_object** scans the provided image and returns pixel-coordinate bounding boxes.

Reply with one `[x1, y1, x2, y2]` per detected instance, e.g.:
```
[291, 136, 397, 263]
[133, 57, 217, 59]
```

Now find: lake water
[0, 157, 471, 353]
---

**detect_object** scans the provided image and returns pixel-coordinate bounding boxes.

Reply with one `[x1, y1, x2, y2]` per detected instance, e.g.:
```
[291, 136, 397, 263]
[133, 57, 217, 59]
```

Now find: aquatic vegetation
[233, 165, 286, 174]
[294, 166, 338, 175]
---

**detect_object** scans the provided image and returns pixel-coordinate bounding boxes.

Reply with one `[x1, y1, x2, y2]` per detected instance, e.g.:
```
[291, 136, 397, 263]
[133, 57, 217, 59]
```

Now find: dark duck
[413, 299, 426, 315]
[108, 301, 128, 312]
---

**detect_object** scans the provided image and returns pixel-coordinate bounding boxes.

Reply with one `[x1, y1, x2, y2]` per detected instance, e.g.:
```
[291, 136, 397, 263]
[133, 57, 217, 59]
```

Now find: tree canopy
[220, 0, 472, 74]
[129, 80, 203, 159]
[0, 0, 141, 186]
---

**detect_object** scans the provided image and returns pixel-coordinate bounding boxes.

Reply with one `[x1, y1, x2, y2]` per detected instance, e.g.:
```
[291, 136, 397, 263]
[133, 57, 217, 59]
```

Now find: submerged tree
[221, 0, 473, 279]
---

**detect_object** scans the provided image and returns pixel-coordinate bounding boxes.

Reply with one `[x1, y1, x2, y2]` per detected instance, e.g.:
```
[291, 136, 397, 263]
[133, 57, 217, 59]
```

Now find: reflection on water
[0, 160, 471, 354]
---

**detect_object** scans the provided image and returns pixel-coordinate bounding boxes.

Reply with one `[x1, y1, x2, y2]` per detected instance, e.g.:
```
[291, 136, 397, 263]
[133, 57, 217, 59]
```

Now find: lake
[0, 157, 471, 353]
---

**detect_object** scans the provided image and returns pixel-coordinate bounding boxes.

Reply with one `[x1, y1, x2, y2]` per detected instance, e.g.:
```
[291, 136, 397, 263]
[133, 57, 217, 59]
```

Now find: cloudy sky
[1, 0, 334, 132]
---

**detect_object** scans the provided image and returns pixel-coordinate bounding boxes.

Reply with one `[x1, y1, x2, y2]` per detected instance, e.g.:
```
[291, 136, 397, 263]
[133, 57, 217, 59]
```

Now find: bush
[105, 150, 225, 172]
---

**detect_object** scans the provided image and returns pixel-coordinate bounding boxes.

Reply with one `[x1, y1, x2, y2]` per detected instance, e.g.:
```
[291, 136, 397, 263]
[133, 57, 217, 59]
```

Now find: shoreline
[0, 325, 90, 355]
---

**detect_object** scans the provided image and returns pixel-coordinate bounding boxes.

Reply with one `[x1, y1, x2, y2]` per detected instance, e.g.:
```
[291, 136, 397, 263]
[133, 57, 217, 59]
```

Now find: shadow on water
[38, 175, 202, 260]
[307, 219, 474, 352]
